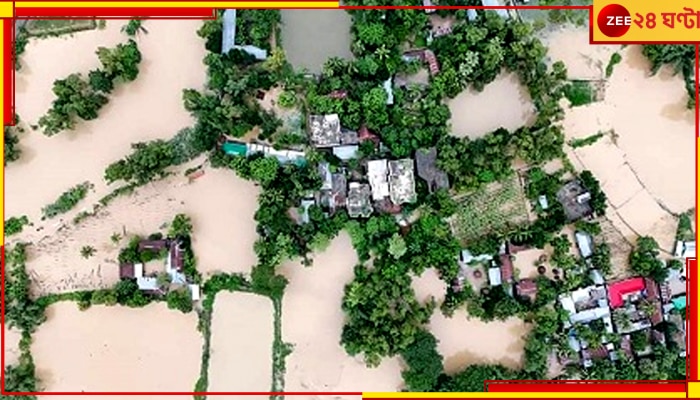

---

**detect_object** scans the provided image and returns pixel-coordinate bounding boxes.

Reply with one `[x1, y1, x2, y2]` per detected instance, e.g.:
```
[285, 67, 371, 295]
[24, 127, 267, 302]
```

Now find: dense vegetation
[5, 215, 30, 237]
[629, 236, 667, 282]
[41, 181, 93, 219]
[38, 39, 142, 136]
[5, 115, 24, 165]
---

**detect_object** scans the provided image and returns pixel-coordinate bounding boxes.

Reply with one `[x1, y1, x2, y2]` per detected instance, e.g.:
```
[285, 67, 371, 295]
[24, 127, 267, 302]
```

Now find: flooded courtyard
[281, 10, 354, 74]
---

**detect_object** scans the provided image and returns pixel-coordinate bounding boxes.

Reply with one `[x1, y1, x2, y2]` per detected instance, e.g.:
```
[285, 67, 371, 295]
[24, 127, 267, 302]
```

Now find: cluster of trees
[105, 140, 175, 184]
[118, 234, 167, 264]
[382, 86, 451, 158]
[579, 170, 607, 216]
[4, 244, 46, 333]
[437, 128, 513, 191]
[629, 236, 667, 282]
[14, 26, 30, 70]
[641, 45, 696, 109]
[41, 181, 93, 219]
[235, 10, 281, 52]
[4, 333, 38, 397]
[5, 114, 24, 165]
[5, 215, 30, 237]
[122, 19, 148, 37]
[186, 21, 285, 151]
[341, 263, 435, 367]
[38, 39, 142, 135]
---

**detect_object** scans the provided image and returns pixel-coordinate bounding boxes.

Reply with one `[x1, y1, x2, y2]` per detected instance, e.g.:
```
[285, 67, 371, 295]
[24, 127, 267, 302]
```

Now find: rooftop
[308, 114, 341, 147]
[556, 180, 594, 222]
[516, 279, 538, 301]
[499, 254, 514, 283]
[367, 159, 390, 201]
[608, 278, 646, 309]
[333, 145, 359, 161]
[415, 147, 450, 193]
[247, 143, 306, 166]
[388, 159, 417, 205]
[347, 182, 373, 218]
[575, 231, 594, 258]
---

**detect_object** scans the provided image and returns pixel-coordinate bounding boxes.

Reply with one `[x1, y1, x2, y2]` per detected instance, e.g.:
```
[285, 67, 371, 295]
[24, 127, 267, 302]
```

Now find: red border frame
[1, 3, 698, 397]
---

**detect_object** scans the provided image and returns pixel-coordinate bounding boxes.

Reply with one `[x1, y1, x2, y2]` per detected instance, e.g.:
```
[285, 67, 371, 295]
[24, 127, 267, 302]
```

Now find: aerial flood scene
[3, 4, 694, 399]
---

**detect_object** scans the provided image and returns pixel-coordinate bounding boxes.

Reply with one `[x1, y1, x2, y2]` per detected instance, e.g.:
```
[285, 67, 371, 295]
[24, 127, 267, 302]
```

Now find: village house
[247, 143, 306, 166]
[556, 180, 594, 222]
[608, 277, 663, 333]
[367, 159, 391, 201]
[317, 163, 348, 213]
[221, 140, 306, 166]
[415, 147, 450, 193]
[221, 10, 268, 60]
[308, 114, 343, 148]
[515, 278, 538, 302]
[559, 285, 613, 333]
[388, 159, 417, 205]
[674, 240, 696, 259]
[402, 49, 440, 75]
[119, 238, 197, 300]
[575, 231, 594, 259]
[347, 182, 372, 218]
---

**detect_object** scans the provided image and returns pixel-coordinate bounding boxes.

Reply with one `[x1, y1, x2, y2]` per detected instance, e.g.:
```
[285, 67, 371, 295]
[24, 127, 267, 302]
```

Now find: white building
[674, 240, 696, 259]
[367, 159, 390, 201]
[488, 267, 502, 287]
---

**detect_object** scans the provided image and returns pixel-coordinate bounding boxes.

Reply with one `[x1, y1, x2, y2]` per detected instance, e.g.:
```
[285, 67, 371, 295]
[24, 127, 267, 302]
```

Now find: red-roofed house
[516, 279, 538, 301]
[644, 278, 659, 301]
[138, 239, 168, 251]
[120, 263, 135, 279]
[500, 254, 514, 283]
[328, 90, 348, 99]
[169, 240, 185, 272]
[358, 125, 380, 144]
[608, 278, 646, 308]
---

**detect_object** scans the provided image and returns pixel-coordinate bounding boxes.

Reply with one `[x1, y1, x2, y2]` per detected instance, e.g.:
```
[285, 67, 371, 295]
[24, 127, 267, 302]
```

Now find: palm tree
[121, 19, 148, 37]
[80, 245, 96, 259]
[110, 232, 122, 245]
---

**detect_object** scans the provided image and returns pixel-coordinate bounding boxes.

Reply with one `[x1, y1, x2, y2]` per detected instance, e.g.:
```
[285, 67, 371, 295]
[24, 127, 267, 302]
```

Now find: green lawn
[25, 19, 97, 37]
[450, 176, 530, 244]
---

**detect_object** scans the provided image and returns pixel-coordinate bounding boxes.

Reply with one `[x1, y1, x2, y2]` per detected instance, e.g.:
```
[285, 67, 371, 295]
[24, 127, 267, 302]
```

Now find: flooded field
[546, 28, 693, 252]
[208, 292, 273, 392]
[447, 71, 536, 139]
[32, 302, 201, 392]
[281, 10, 354, 73]
[430, 310, 531, 375]
[15, 166, 259, 296]
[3, 327, 22, 367]
[9, 20, 207, 223]
[280, 233, 404, 394]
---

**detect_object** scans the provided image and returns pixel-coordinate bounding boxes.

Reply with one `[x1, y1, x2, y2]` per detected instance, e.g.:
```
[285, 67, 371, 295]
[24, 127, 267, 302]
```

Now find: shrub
[5, 216, 29, 237]
[42, 182, 93, 219]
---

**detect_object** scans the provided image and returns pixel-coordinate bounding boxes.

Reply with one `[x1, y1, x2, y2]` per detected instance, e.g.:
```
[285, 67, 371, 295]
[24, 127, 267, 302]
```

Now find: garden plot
[450, 177, 530, 244]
